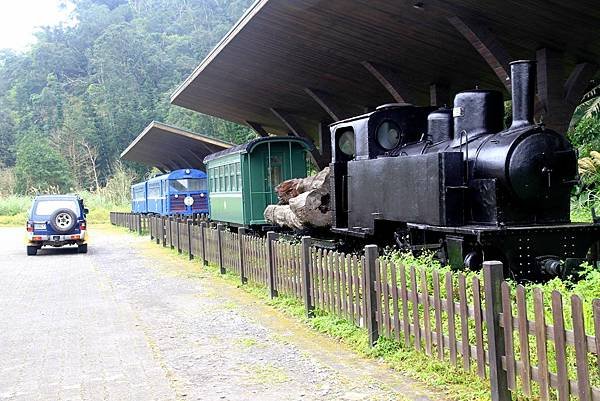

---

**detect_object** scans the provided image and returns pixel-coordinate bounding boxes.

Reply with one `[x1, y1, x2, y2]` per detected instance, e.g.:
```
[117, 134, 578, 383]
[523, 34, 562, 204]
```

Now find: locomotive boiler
[329, 60, 600, 280]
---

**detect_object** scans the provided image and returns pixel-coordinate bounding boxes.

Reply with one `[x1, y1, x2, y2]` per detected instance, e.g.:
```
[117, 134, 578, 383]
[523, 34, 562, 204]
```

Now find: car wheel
[49, 208, 77, 233]
[27, 246, 37, 256]
[77, 244, 88, 254]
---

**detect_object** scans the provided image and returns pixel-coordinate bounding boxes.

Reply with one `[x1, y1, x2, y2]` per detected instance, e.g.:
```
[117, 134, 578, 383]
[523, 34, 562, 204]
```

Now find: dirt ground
[0, 226, 445, 401]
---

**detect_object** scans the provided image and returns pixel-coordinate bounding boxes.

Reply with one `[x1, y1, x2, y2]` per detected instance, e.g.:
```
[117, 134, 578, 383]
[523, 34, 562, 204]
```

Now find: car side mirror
[84, 208, 89, 214]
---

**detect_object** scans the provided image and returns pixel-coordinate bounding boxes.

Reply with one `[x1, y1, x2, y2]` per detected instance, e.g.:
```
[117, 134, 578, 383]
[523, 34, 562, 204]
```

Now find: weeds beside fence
[111, 212, 600, 401]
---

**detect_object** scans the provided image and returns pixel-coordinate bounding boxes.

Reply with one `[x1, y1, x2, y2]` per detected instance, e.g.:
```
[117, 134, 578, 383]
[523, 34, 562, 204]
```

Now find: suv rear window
[34, 200, 80, 216]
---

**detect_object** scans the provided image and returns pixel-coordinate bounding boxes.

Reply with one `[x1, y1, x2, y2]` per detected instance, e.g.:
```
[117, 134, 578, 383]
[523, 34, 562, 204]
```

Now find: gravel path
[0, 226, 444, 401]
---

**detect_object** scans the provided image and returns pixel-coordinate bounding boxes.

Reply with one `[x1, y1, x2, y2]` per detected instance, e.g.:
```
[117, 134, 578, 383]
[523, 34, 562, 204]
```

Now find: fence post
[137, 214, 142, 235]
[200, 221, 207, 266]
[176, 218, 182, 254]
[217, 223, 225, 274]
[364, 244, 379, 347]
[168, 216, 174, 249]
[187, 219, 193, 260]
[483, 261, 511, 401]
[266, 231, 279, 299]
[157, 216, 160, 242]
[238, 227, 247, 284]
[149, 216, 154, 240]
[301, 236, 314, 318]
[161, 216, 166, 247]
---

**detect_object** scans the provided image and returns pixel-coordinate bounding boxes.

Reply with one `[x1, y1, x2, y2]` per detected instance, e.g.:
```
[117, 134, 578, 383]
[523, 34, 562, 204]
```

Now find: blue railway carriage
[132, 169, 209, 216]
[131, 182, 148, 213]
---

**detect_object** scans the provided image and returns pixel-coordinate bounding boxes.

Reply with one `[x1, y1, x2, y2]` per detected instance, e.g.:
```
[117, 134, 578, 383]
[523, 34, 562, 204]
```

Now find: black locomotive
[329, 60, 600, 280]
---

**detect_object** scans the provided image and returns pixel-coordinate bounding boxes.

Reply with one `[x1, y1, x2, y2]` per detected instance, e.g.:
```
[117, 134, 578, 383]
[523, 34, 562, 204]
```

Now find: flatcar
[131, 168, 209, 216]
[204, 137, 313, 228]
[329, 60, 600, 280]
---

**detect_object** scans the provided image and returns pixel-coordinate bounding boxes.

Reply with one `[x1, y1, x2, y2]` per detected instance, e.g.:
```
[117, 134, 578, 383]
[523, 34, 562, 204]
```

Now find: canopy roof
[171, 0, 600, 139]
[120, 121, 233, 172]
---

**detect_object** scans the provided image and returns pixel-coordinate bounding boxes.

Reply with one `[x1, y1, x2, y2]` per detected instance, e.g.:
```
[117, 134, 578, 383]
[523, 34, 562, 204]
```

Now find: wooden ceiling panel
[171, 0, 600, 140]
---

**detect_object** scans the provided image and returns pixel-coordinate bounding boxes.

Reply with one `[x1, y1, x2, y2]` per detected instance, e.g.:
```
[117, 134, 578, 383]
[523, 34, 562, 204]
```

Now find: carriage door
[265, 150, 285, 205]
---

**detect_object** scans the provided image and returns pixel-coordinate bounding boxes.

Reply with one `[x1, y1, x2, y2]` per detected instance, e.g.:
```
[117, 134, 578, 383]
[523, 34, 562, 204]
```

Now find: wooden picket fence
[111, 212, 600, 401]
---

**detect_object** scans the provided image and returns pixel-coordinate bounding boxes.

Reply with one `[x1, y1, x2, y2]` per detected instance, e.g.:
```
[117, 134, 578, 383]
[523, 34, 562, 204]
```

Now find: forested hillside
[0, 0, 254, 194]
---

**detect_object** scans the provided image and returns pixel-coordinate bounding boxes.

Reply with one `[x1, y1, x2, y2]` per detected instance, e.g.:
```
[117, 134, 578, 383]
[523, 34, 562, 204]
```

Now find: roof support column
[429, 83, 451, 107]
[536, 48, 598, 133]
[270, 108, 327, 169]
[245, 121, 270, 137]
[305, 88, 348, 121]
[447, 16, 511, 90]
[361, 61, 414, 103]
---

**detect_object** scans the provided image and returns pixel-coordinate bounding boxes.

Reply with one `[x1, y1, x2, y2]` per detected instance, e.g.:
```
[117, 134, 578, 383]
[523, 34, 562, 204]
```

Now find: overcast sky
[0, 0, 74, 51]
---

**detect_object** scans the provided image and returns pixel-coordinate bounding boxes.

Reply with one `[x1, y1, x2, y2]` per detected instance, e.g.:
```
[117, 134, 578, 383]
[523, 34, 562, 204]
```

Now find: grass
[0, 192, 129, 226]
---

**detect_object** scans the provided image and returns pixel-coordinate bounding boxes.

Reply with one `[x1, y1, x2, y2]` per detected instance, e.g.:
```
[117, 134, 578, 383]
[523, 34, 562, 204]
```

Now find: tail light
[80, 221, 86, 231]
[26, 221, 33, 232]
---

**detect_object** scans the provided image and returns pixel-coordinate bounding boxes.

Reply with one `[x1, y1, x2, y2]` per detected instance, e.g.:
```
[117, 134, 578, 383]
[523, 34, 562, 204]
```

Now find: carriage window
[218, 166, 223, 192]
[230, 164, 236, 191]
[236, 163, 241, 191]
[148, 184, 160, 199]
[270, 156, 283, 189]
[169, 179, 207, 192]
[224, 165, 230, 192]
[134, 188, 145, 201]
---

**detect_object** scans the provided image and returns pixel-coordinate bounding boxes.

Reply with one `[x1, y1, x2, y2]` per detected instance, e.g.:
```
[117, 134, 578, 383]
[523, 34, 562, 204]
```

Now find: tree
[0, 0, 255, 191]
[14, 133, 74, 194]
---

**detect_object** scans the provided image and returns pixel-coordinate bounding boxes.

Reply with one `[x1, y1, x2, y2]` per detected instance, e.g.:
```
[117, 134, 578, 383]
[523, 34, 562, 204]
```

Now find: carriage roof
[203, 137, 314, 164]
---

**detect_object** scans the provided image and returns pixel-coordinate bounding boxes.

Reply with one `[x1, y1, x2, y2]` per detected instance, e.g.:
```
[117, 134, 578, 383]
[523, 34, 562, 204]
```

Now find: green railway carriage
[203, 137, 313, 227]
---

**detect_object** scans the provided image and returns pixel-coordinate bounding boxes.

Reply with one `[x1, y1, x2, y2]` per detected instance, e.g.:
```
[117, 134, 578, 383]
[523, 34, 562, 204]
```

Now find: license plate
[34, 223, 46, 230]
[52, 236, 60, 241]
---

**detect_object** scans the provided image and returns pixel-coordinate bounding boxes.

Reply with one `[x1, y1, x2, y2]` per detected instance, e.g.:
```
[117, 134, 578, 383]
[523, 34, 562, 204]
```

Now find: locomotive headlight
[337, 130, 355, 157]
[184, 196, 194, 206]
[376, 121, 402, 150]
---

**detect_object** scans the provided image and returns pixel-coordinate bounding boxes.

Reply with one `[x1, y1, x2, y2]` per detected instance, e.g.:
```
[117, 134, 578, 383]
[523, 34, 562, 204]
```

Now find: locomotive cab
[329, 104, 433, 234]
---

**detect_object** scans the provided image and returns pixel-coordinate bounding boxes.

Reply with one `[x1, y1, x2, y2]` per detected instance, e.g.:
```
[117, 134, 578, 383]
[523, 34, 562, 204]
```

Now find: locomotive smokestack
[510, 60, 536, 129]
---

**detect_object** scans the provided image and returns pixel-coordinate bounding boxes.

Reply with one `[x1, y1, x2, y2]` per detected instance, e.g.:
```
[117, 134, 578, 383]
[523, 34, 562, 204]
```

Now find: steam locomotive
[329, 60, 600, 280]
